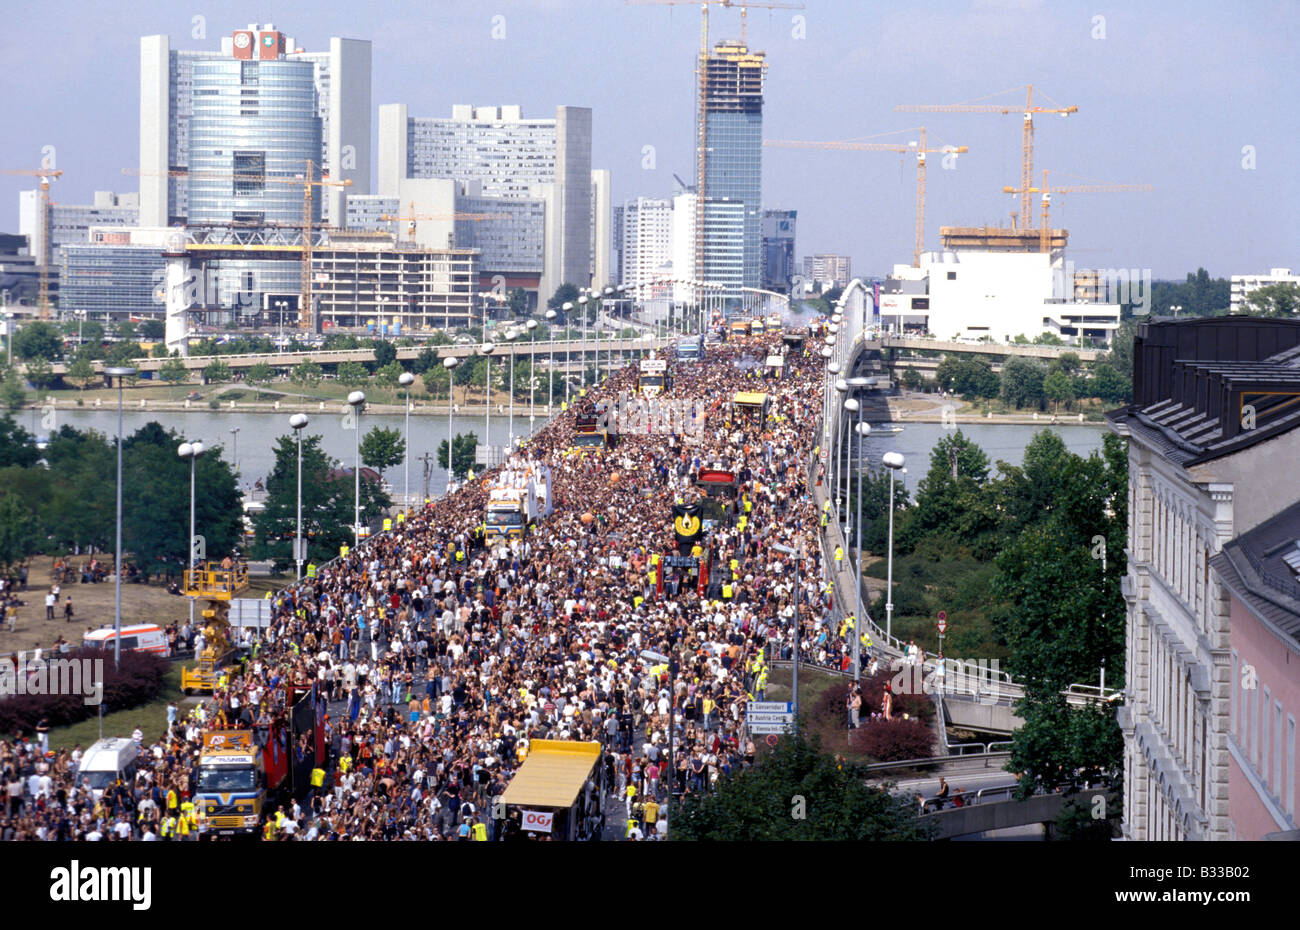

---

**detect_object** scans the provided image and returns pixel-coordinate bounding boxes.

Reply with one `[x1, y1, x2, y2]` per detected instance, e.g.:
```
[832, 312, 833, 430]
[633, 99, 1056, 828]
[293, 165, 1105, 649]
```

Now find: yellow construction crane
[380, 202, 509, 243]
[897, 84, 1077, 230]
[765, 128, 968, 267]
[124, 161, 350, 329]
[629, 0, 804, 304]
[1, 168, 63, 319]
[1002, 170, 1152, 252]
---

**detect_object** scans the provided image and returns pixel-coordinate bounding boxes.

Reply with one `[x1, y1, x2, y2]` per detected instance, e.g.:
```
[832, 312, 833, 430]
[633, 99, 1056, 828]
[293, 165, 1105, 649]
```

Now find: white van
[83, 624, 168, 657]
[76, 737, 140, 798]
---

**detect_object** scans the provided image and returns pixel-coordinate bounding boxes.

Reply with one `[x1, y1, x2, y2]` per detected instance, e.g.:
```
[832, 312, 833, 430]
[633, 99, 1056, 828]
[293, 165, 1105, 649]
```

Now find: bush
[0, 647, 168, 735]
[849, 717, 934, 761]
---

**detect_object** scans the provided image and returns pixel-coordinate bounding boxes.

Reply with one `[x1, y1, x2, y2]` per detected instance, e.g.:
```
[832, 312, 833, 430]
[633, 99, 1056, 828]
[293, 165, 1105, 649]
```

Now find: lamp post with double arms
[882, 451, 906, 643]
[442, 356, 459, 496]
[177, 439, 205, 633]
[399, 371, 415, 512]
[544, 310, 557, 413]
[104, 366, 136, 670]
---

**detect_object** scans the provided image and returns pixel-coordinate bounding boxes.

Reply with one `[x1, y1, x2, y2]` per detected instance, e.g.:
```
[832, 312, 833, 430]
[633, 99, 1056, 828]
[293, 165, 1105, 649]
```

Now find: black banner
[672, 503, 703, 554]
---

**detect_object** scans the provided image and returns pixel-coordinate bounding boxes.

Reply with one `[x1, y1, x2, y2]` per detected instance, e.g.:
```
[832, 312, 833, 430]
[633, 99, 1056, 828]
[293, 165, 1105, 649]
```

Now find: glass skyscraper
[188, 58, 322, 227]
[699, 42, 766, 304]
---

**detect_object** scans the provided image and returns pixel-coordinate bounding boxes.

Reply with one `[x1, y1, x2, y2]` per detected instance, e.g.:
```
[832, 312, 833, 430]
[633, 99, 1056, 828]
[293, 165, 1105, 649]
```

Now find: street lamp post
[177, 439, 206, 632]
[478, 342, 496, 465]
[882, 451, 906, 643]
[229, 427, 240, 483]
[843, 398, 869, 681]
[833, 377, 848, 528]
[289, 414, 309, 581]
[348, 390, 366, 547]
[561, 302, 574, 407]
[525, 318, 539, 428]
[442, 356, 459, 496]
[399, 371, 415, 512]
[578, 295, 589, 394]
[772, 542, 803, 734]
[505, 328, 518, 450]
[105, 366, 136, 670]
[544, 310, 557, 413]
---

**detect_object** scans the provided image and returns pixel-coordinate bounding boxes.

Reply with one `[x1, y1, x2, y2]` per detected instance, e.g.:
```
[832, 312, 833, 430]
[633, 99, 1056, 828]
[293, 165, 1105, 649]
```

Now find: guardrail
[864, 749, 1011, 773]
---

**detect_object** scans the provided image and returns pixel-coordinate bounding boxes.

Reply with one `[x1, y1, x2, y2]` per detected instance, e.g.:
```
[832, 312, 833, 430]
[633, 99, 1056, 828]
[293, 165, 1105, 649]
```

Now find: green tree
[251, 432, 390, 570]
[115, 320, 139, 341]
[438, 431, 478, 479]
[508, 287, 528, 316]
[672, 731, 934, 841]
[1242, 282, 1300, 318]
[410, 347, 439, 375]
[0, 415, 37, 467]
[360, 425, 405, 480]
[422, 365, 450, 401]
[105, 341, 145, 366]
[159, 357, 189, 384]
[374, 360, 405, 387]
[246, 362, 273, 397]
[371, 340, 398, 368]
[12, 322, 63, 361]
[999, 357, 1045, 409]
[121, 422, 242, 576]
[291, 360, 323, 386]
[901, 430, 996, 553]
[203, 359, 232, 384]
[900, 367, 924, 392]
[336, 361, 369, 386]
[1088, 362, 1130, 405]
[1042, 369, 1074, 413]
[547, 283, 579, 311]
[66, 353, 96, 387]
[139, 319, 165, 341]
[25, 357, 57, 390]
[1, 371, 27, 411]
[0, 490, 40, 574]
[150, 343, 170, 359]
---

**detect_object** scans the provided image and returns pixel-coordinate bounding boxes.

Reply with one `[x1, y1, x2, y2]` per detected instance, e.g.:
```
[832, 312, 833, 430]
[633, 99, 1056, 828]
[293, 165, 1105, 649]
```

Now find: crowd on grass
[0, 329, 897, 841]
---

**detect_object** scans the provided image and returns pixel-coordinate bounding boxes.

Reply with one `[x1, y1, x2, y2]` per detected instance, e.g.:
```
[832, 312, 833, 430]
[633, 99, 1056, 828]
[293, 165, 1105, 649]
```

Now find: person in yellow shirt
[471, 818, 488, 841]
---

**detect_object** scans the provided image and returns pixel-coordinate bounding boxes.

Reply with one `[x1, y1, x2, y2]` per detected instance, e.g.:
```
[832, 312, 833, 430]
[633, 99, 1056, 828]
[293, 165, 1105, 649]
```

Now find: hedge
[0, 647, 168, 736]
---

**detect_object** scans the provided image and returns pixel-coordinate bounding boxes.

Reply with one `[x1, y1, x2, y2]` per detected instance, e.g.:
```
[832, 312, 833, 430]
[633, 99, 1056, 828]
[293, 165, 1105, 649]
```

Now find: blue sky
[3, 0, 1297, 278]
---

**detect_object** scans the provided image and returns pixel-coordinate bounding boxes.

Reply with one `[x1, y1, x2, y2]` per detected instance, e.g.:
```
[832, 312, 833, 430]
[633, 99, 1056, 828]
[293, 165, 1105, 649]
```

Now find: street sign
[748, 722, 793, 735]
[747, 701, 792, 714]
[746, 712, 795, 724]
[765, 734, 779, 747]
[937, 610, 947, 621]
[937, 611, 948, 634]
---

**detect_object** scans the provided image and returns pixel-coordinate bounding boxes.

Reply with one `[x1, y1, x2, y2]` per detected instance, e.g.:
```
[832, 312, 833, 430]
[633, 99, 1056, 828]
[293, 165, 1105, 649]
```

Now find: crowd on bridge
[0, 328, 892, 842]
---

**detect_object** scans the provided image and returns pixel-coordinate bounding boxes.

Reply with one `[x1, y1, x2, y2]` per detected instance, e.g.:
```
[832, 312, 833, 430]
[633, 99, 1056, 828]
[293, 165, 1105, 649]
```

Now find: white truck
[484, 461, 554, 541]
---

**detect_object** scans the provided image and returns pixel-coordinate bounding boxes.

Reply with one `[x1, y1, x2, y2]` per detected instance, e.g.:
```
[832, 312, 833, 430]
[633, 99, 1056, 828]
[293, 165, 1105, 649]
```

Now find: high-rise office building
[187, 53, 321, 226]
[698, 41, 766, 304]
[619, 198, 674, 291]
[377, 103, 597, 299]
[761, 208, 796, 293]
[139, 25, 371, 227]
[803, 253, 852, 290]
[20, 191, 138, 268]
[612, 204, 625, 286]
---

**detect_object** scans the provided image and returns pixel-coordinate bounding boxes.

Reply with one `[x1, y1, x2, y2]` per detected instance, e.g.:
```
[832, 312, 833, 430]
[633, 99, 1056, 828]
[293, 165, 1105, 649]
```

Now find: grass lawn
[48, 661, 187, 752]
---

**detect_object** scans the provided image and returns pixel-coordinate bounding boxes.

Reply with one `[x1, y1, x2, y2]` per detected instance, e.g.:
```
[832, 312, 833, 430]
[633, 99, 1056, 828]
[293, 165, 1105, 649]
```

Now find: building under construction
[697, 40, 766, 305]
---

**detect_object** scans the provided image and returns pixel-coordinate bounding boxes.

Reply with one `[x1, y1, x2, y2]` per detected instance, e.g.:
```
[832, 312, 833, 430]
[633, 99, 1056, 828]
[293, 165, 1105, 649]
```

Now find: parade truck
[195, 683, 327, 837]
[638, 356, 668, 397]
[484, 463, 554, 541]
[675, 334, 703, 363]
[569, 404, 616, 455]
[194, 730, 265, 837]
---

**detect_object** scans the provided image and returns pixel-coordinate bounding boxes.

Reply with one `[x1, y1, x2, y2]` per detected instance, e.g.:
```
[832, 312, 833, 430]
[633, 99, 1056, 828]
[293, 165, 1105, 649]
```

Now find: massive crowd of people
[1, 327, 877, 841]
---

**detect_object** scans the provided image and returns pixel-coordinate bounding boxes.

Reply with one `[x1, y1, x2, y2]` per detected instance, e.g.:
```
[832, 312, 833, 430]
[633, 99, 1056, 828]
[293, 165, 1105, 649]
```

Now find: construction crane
[897, 84, 1077, 229]
[629, 0, 804, 306]
[1, 168, 63, 319]
[765, 127, 968, 267]
[124, 161, 350, 329]
[380, 203, 509, 244]
[1002, 169, 1153, 253]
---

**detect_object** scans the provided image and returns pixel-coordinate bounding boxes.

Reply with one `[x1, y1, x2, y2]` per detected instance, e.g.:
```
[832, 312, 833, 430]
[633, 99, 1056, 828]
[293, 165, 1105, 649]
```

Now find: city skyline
[2, 0, 1296, 280]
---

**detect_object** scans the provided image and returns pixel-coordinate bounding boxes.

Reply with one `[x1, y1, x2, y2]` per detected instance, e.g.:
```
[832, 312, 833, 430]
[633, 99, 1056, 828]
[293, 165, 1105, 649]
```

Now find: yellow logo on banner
[674, 513, 701, 537]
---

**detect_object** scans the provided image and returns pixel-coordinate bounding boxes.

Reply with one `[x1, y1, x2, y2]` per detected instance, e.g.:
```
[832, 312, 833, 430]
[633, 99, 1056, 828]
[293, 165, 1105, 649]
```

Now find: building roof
[1211, 498, 1300, 644]
[1106, 317, 1300, 466]
[499, 740, 600, 809]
